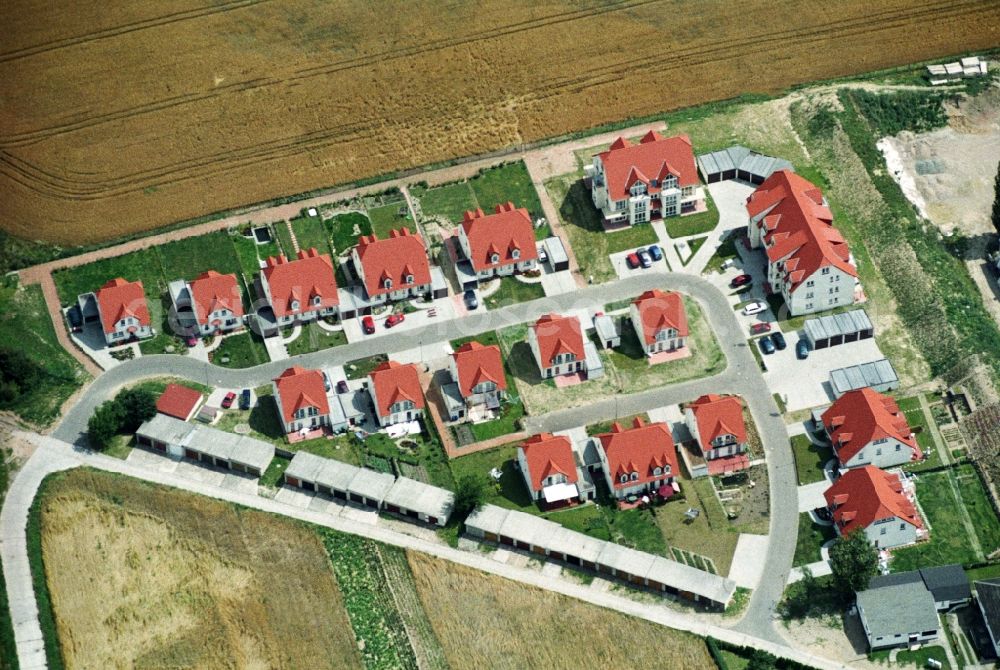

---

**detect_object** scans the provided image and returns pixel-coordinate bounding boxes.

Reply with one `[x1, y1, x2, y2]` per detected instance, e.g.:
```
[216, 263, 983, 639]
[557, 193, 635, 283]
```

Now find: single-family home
[746, 170, 858, 316]
[458, 202, 538, 282]
[442, 342, 507, 422]
[527, 313, 603, 380]
[273, 366, 331, 437]
[821, 387, 922, 470]
[684, 394, 749, 474]
[586, 131, 705, 227]
[856, 581, 940, 651]
[629, 289, 689, 357]
[870, 565, 971, 612]
[595, 417, 678, 501]
[169, 270, 244, 337]
[351, 228, 433, 303]
[81, 278, 153, 346]
[367, 360, 425, 427]
[260, 248, 339, 329]
[823, 465, 923, 549]
[975, 578, 1000, 658]
[517, 433, 588, 506]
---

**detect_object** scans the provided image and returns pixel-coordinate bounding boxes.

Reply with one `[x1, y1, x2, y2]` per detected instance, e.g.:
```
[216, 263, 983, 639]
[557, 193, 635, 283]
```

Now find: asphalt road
[50, 270, 796, 643]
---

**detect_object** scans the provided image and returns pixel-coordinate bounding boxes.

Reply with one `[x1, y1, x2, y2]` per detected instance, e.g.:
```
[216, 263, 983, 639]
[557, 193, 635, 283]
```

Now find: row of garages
[465, 504, 736, 610]
[136, 413, 274, 477]
[697, 145, 794, 185]
[804, 309, 874, 350]
[284, 451, 454, 526]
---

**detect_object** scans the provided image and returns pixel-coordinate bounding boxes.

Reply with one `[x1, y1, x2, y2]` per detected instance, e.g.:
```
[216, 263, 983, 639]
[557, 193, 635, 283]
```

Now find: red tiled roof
[598, 417, 678, 490]
[596, 131, 698, 201]
[632, 289, 689, 345]
[460, 202, 538, 272]
[368, 360, 425, 418]
[688, 394, 747, 448]
[822, 388, 921, 465]
[452, 342, 507, 398]
[824, 465, 922, 536]
[262, 248, 339, 318]
[189, 270, 244, 325]
[273, 366, 330, 425]
[532, 313, 584, 367]
[746, 170, 856, 291]
[520, 433, 577, 491]
[156, 384, 202, 421]
[95, 278, 150, 335]
[355, 228, 431, 297]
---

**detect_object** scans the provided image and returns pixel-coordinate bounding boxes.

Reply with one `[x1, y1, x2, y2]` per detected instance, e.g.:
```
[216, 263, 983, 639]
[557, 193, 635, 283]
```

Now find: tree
[746, 649, 779, 670]
[116, 387, 157, 433]
[87, 400, 125, 450]
[829, 529, 879, 597]
[453, 472, 488, 516]
[992, 163, 1000, 238]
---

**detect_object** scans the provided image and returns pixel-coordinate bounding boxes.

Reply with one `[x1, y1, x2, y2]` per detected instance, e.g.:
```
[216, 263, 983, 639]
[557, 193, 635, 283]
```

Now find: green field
[289, 212, 333, 254]
[412, 182, 478, 225]
[793, 512, 836, 567]
[468, 162, 544, 220]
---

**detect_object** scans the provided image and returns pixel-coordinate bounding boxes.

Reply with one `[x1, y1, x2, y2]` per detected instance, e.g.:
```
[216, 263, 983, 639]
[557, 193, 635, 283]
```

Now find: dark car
[770, 331, 787, 350]
[221, 391, 237, 409]
[750, 322, 771, 335]
[322, 371, 332, 392]
[239, 389, 252, 410]
[730, 274, 752, 288]
[336, 379, 349, 394]
[385, 313, 405, 328]
[796, 339, 810, 360]
[637, 249, 652, 269]
[626, 252, 640, 269]
[464, 289, 479, 310]
[647, 245, 663, 262]
[361, 315, 375, 334]
[759, 337, 776, 355]
[66, 305, 83, 332]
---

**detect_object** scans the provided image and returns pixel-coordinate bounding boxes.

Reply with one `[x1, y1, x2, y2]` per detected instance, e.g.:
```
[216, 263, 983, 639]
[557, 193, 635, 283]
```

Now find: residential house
[684, 394, 749, 474]
[821, 387, 922, 470]
[870, 565, 971, 612]
[629, 289, 689, 357]
[745, 170, 858, 316]
[586, 131, 705, 227]
[260, 248, 339, 329]
[81, 278, 153, 346]
[458, 202, 538, 282]
[169, 270, 244, 337]
[443, 342, 507, 422]
[823, 465, 923, 549]
[975, 578, 1000, 658]
[273, 366, 331, 436]
[856, 581, 940, 651]
[351, 228, 433, 303]
[367, 360, 425, 427]
[595, 417, 678, 501]
[517, 433, 587, 506]
[155, 383, 203, 422]
[527, 313, 603, 380]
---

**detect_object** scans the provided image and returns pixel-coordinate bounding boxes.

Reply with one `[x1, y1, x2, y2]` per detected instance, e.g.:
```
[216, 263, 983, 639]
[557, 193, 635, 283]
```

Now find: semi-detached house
[821, 387, 922, 470]
[260, 248, 339, 329]
[517, 433, 590, 506]
[442, 341, 507, 422]
[823, 465, 924, 549]
[458, 202, 538, 281]
[595, 417, 678, 502]
[86, 278, 153, 346]
[587, 131, 705, 227]
[746, 170, 858, 317]
[273, 366, 331, 435]
[169, 270, 244, 337]
[352, 228, 433, 303]
[629, 289, 688, 357]
[366, 360, 425, 428]
[527, 313, 603, 380]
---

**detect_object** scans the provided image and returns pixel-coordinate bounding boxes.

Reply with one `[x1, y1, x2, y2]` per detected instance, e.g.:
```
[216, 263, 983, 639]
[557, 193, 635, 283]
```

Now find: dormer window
[313, 295, 322, 306]
[290, 300, 300, 311]
[630, 472, 639, 481]
[384, 278, 393, 289]
[405, 274, 414, 284]
[619, 474, 628, 484]
[490, 253, 500, 264]
[651, 180, 658, 187]
[653, 467, 662, 476]
[511, 249, 520, 260]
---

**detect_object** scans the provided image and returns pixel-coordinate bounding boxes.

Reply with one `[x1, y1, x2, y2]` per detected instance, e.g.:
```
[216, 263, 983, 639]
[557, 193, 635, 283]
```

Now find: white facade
[527, 327, 585, 379]
[593, 442, 674, 500]
[368, 384, 423, 428]
[589, 158, 704, 226]
[683, 409, 747, 460]
[104, 314, 152, 346]
[516, 448, 577, 503]
[350, 248, 431, 303]
[628, 304, 686, 356]
[849, 514, 918, 550]
[833, 436, 915, 470]
[272, 384, 331, 435]
[457, 228, 537, 280]
[259, 277, 339, 327]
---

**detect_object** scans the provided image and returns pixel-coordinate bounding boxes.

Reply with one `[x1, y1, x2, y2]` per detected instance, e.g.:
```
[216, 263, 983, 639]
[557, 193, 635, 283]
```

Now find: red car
[361, 315, 375, 334]
[730, 274, 753, 288]
[626, 253, 640, 269]
[385, 313, 405, 328]
[750, 322, 772, 335]
[221, 392, 237, 409]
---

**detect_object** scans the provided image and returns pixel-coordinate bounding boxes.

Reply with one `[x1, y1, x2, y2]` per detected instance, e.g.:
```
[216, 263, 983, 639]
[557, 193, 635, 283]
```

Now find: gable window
[405, 274, 414, 284]
[653, 467, 662, 476]
[619, 474, 628, 484]
[821, 267, 831, 275]
[313, 295, 322, 306]
[490, 253, 500, 264]
[512, 248, 520, 260]
[384, 278, 393, 289]
[290, 299, 300, 311]
[630, 472, 639, 482]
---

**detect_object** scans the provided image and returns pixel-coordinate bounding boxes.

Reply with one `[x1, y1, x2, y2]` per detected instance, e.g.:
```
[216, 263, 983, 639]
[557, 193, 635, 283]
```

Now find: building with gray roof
[856, 581, 940, 650]
[383, 477, 454, 526]
[593, 314, 620, 349]
[975, 578, 1000, 657]
[804, 309, 873, 349]
[830, 359, 899, 397]
[697, 145, 794, 185]
[346, 468, 396, 508]
[135, 413, 274, 477]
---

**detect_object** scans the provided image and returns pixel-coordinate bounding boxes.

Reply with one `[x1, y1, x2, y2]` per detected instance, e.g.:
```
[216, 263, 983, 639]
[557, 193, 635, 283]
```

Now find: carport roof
[347, 468, 396, 502]
[286, 450, 360, 490]
[383, 476, 454, 519]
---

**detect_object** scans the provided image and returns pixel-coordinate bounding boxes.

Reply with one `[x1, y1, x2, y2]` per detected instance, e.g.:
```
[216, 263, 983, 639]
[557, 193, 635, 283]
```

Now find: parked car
[361, 315, 375, 334]
[239, 389, 252, 410]
[647, 245, 663, 262]
[322, 371, 332, 392]
[750, 322, 771, 335]
[771, 331, 787, 350]
[385, 313, 405, 328]
[730, 274, 752, 288]
[720, 258, 736, 271]
[796, 339, 810, 360]
[742, 301, 767, 316]
[185, 335, 198, 347]
[336, 379, 349, 394]
[626, 252, 640, 269]
[759, 337, 776, 355]
[221, 392, 237, 409]
[537, 245, 549, 264]
[464, 289, 479, 310]
[65, 305, 83, 333]
[637, 249, 652, 268]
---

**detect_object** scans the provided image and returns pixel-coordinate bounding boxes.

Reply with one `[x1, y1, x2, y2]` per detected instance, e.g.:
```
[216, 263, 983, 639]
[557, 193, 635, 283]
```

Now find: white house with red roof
[366, 360, 426, 427]
[746, 170, 858, 316]
[272, 366, 332, 436]
[595, 417, 678, 501]
[457, 202, 538, 281]
[517, 433, 591, 506]
[684, 394, 749, 475]
[351, 228, 433, 303]
[586, 131, 704, 227]
[168, 270, 244, 337]
[527, 313, 603, 380]
[821, 388, 922, 470]
[629, 289, 689, 357]
[82, 278, 153, 346]
[442, 342, 507, 422]
[824, 466, 924, 549]
[260, 248, 339, 328]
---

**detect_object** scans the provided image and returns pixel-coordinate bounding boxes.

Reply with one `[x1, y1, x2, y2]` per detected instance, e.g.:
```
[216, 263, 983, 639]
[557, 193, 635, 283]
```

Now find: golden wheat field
[2, 0, 998, 245]
[38, 469, 362, 670]
[406, 551, 715, 669]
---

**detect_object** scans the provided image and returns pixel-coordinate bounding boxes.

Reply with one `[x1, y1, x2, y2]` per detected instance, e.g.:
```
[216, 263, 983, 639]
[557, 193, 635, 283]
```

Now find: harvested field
[4, 0, 999, 245]
[406, 551, 715, 669]
[38, 469, 362, 670]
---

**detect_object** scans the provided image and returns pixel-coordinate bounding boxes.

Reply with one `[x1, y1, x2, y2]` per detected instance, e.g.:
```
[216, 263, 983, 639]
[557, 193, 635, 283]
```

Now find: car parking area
[609, 248, 668, 279]
[341, 296, 458, 343]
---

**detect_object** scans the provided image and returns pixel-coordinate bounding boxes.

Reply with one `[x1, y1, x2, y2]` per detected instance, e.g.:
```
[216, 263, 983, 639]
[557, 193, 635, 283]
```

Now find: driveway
[763, 337, 885, 412]
[540, 270, 577, 296]
[610, 251, 665, 279]
[729, 534, 771, 589]
[797, 481, 832, 513]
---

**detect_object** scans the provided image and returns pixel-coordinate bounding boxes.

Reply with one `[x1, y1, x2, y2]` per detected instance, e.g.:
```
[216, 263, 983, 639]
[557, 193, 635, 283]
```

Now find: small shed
[543, 236, 569, 272]
[593, 314, 620, 349]
[382, 476, 455, 526]
[156, 384, 203, 421]
[430, 267, 449, 300]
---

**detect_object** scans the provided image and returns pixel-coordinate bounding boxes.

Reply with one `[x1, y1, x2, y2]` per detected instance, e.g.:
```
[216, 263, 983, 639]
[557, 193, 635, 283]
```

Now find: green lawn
[791, 433, 832, 485]
[450, 330, 500, 351]
[157, 230, 242, 280]
[231, 230, 280, 279]
[284, 321, 347, 357]
[368, 202, 412, 239]
[345, 353, 388, 380]
[703, 236, 740, 275]
[953, 463, 1000, 556]
[289, 212, 333, 254]
[412, 182, 478, 225]
[665, 190, 719, 238]
[482, 276, 545, 309]
[871, 645, 952, 670]
[964, 562, 1000, 583]
[214, 388, 287, 445]
[468, 399, 525, 442]
[209, 331, 270, 368]
[326, 212, 372, 253]
[680, 236, 708, 265]
[53, 246, 164, 307]
[273, 220, 296, 256]
[294, 433, 364, 466]
[898, 403, 942, 472]
[468, 161, 545, 220]
[793, 512, 836, 567]
[448, 444, 535, 511]
[260, 455, 291, 488]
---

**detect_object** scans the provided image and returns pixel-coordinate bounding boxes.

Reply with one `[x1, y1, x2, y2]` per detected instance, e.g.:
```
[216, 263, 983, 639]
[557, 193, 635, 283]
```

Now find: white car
[537, 245, 549, 264]
[742, 301, 767, 316]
